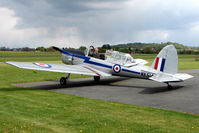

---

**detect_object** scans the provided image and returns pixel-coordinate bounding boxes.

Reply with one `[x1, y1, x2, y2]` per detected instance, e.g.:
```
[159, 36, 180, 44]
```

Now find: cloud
[0, 0, 199, 48]
[0, 7, 84, 48]
[0, 7, 41, 46]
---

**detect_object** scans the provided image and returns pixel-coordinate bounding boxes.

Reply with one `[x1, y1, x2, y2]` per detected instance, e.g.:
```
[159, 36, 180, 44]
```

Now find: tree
[119, 48, 129, 53]
[143, 47, 152, 54]
[36, 47, 46, 52]
[114, 47, 119, 51]
[102, 44, 111, 49]
[46, 47, 56, 52]
[79, 46, 87, 50]
[21, 47, 33, 51]
[98, 48, 106, 53]
[0, 47, 7, 51]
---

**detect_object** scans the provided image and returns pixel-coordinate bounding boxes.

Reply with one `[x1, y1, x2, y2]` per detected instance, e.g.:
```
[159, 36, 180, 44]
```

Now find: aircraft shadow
[27, 77, 131, 90]
[10, 77, 184, 94]
[105, 84, 184, 94]
[138, 85, 184, 94]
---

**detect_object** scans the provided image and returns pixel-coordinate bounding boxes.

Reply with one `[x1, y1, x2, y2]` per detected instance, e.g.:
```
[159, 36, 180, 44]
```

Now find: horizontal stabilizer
[124, 59, 148, 67]
[149, 72, 193, 83]
[149, 73, 181, 82]
[134, 59, 148, 65]
[173, 73, 194, 81]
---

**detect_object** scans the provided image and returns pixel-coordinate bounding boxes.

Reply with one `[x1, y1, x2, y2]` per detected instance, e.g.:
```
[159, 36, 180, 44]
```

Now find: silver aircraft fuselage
[61, 51, 156, 80]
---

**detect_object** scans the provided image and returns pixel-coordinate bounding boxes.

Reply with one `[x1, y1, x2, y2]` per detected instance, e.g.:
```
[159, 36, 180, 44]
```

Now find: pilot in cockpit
[88, 46, 100, 59]
[93, 48, 100, 58]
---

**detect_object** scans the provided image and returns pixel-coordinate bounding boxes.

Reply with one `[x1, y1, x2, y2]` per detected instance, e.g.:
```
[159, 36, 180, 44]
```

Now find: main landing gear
[94, 76, 100, 82]
[60, 73, 70, 86]
[166, 82, 172, 89]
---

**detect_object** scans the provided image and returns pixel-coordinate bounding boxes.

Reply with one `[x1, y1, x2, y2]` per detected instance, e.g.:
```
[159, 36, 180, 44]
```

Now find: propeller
[51, 46, 62, 52]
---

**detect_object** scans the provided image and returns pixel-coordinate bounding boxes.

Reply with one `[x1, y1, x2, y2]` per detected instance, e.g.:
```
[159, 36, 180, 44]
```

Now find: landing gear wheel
[94, 76, 100, 82]
[60, 77, 67, 85]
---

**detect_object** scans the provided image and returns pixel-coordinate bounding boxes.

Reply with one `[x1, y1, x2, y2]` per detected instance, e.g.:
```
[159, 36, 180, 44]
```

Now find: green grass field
[0, 51, 60, 56]
[133, 54, 199, 70]
[0, 54, 199, 133]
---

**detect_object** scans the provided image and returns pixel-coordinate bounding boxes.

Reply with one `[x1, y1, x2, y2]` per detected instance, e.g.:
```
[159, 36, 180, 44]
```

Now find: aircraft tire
[60, 77, 67, 85]
[94, 76, 100, 82]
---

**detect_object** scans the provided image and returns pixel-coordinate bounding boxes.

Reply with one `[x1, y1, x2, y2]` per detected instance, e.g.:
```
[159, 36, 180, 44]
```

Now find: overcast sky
[0, 0, 199, 48]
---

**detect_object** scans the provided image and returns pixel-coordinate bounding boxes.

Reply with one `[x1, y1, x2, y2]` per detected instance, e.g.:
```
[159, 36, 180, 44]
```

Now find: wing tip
[5, 61, 20, 68]
[5, 61, 12, 65]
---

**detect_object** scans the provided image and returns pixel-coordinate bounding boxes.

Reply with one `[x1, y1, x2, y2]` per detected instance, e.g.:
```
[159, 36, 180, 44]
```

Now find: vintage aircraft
[6, 45, 193, 88]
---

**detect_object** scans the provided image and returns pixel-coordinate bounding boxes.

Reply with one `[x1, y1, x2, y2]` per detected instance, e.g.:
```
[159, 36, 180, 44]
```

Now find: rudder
[152, 45, 178, 74]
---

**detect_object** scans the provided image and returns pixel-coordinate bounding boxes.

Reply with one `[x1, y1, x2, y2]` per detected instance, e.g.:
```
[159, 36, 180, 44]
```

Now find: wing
[123, 59, 148, 67]
[149, 72, 193, 83]
[6, 61, 111, 77]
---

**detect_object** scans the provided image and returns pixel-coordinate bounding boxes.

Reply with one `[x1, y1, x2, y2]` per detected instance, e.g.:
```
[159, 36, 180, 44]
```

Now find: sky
[0, 0, 199, 48]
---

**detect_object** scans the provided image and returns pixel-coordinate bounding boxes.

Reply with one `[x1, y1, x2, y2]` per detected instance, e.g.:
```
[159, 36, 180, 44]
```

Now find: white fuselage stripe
[157, 58, 162, 71]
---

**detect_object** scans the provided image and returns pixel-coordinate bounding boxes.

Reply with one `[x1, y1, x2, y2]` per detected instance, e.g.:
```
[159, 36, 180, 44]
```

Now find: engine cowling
[62, 54, 73, 64]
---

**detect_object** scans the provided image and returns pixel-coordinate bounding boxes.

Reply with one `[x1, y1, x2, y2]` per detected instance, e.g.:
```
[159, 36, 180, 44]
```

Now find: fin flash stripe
[154, 57, 166, 72]
[154, 57, 159, 70]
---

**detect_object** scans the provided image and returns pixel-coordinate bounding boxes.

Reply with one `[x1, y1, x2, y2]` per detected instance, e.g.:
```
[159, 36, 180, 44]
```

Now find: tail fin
[152, 45, 178, 74]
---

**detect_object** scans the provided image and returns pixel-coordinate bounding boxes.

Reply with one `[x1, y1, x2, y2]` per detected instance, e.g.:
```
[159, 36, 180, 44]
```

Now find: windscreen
[105, 50, 134, 65]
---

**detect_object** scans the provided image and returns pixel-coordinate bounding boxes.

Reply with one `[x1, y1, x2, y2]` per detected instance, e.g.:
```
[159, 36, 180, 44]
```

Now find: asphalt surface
[13, 69, 199, 114]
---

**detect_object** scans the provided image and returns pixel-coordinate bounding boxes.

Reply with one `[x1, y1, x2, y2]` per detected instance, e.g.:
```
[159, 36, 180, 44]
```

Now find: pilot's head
[94, 48, 98, 53]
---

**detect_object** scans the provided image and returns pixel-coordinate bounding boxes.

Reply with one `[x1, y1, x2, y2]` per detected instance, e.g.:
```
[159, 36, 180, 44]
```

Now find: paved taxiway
[14, 69, 199, 114]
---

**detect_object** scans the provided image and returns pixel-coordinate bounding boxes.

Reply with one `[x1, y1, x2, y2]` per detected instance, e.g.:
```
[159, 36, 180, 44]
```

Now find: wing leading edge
[6, 61, 111, 77]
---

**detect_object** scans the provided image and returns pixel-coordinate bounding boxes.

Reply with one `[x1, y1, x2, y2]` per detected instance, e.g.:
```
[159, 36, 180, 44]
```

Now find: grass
[0, 54, 199, 133]
[0, 51, 60, 56]
[133, 54, 199, 70]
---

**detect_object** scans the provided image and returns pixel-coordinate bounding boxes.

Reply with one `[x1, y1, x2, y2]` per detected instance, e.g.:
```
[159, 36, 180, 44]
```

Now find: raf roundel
[113, 64, 121, 73]
[33, 63, 52, 68]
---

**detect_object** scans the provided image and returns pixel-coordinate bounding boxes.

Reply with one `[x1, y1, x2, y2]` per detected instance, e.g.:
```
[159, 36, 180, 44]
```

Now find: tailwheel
[166, 82, 173, 89]
[60, 77, 67, 85]
[94, 76, 100, 82]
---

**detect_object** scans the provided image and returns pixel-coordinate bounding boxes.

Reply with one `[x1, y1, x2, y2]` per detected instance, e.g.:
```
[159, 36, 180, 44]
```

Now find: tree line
[1, 42, 199, 54]
[0, 46, 56, 52]
[100, 42, 199, 54]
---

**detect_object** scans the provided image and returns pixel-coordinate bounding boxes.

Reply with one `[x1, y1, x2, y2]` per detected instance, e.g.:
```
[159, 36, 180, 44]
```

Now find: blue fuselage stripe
[122, 69, 141, 74]
[61, 49, 140, 75]
[160, 58, 166, 72]
[84, 60, 112, 69]
[61, 49, 112, 69]
[61, 49, 89, 60]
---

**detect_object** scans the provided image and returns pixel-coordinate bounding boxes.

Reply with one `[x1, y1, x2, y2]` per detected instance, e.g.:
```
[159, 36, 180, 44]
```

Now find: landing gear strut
[60, 73, 70, 86]
[166, 82, 172, 89]
[94, 76, 100, 82]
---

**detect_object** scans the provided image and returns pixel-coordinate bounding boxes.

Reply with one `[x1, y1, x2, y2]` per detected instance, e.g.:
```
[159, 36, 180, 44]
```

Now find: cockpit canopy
[105, 50, 135, 65]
